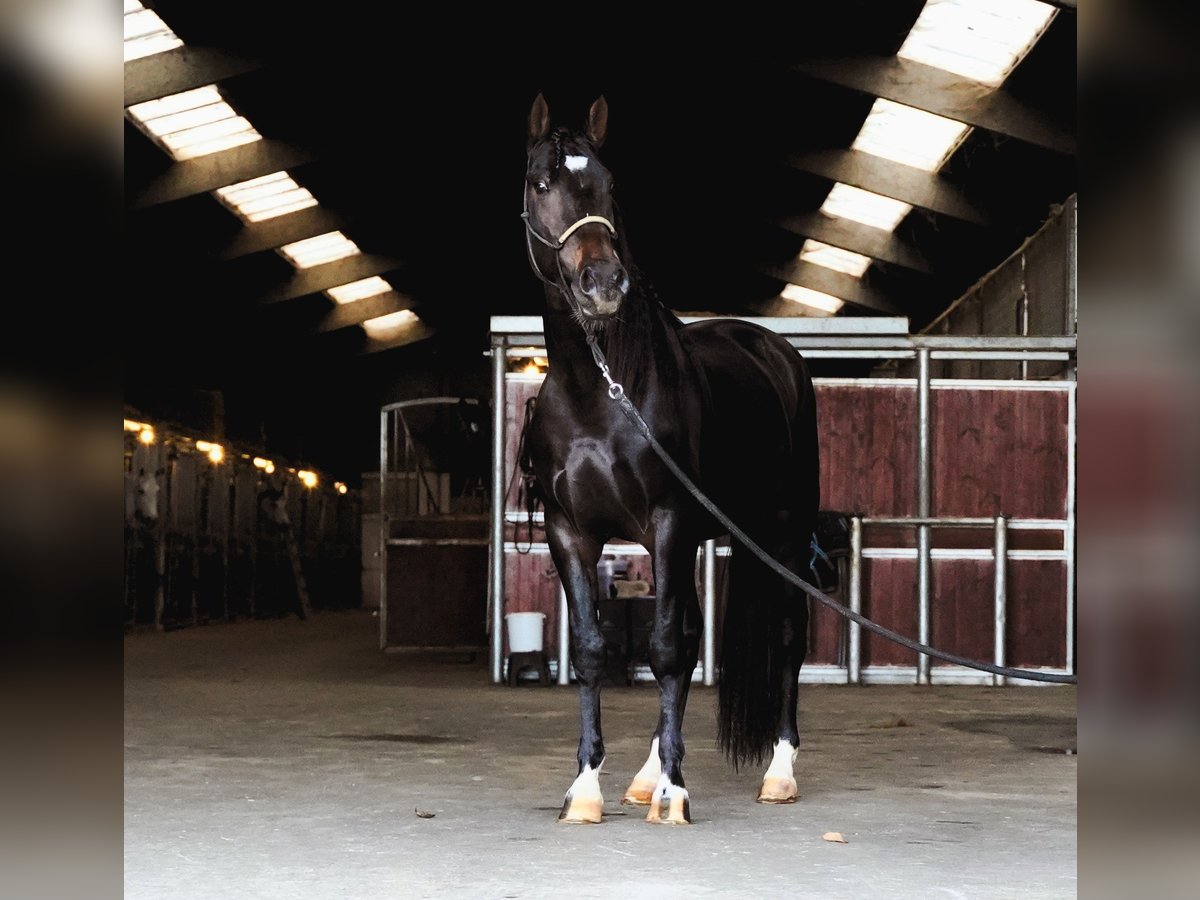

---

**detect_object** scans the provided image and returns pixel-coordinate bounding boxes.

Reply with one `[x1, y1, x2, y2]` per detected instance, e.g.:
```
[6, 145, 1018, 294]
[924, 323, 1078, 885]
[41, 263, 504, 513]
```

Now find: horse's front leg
[546, 512, 606, 824]
[642, 515, 702, 825]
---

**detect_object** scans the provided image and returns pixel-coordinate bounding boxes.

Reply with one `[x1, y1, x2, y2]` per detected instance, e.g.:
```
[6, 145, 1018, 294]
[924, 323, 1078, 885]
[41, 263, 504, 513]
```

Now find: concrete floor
[125, 611, 1076, 899]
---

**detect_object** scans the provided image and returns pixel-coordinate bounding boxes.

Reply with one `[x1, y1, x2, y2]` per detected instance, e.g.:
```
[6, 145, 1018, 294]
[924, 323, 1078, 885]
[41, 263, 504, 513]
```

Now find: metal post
[702, 539, 717, 686]
[993, 515, 1008, 687]
[916, 347, 932, 685]
[154, 454, 170, 630]
[1065, 198, 1077, 676]
[848, 516, 862, 685]
[489, 339, 507, 684]
[1065, 383, 1076, 674]
[378, 409, 389, 650]
[557, 583, 571, 686]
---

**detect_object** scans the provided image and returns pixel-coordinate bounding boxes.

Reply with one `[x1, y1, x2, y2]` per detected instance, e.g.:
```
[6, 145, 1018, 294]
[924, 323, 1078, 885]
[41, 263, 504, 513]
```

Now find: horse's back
[679, 318, 818, 519]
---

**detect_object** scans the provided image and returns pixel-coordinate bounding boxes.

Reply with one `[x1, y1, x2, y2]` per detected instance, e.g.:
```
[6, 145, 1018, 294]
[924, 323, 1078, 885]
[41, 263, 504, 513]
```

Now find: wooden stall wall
[815, 381, 1069, 671]
[501, 374, 1070, 675]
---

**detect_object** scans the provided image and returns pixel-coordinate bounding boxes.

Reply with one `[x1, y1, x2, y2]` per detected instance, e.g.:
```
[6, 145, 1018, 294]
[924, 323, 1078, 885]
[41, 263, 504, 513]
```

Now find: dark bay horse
[521, 95, 819, 824]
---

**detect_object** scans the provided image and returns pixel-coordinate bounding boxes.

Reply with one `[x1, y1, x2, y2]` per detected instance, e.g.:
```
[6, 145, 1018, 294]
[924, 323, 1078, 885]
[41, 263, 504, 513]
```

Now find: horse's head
[523, 94, 629, 322]
[133, 468, 160, 522]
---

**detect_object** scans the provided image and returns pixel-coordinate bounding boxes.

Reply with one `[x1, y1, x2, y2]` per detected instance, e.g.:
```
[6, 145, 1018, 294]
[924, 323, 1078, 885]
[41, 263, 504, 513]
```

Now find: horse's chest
[539, 432, 652, 534]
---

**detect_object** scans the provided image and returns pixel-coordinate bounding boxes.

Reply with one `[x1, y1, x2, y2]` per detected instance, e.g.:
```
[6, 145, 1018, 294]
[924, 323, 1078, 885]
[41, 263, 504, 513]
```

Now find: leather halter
[521, 186, 617, 289]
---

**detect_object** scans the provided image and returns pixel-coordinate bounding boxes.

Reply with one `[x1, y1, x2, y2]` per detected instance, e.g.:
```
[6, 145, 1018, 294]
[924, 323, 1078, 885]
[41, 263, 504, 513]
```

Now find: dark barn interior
[125, 2, 1077, 896]
[126, 1, 1075, 480]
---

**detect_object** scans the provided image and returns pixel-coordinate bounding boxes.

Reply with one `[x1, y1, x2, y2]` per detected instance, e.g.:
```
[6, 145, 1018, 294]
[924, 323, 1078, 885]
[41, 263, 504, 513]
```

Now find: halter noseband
[521, 186, 618, 290]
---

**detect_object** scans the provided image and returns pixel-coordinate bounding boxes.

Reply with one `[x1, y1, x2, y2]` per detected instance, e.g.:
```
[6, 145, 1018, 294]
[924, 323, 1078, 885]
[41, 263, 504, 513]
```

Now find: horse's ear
[586, 96, 608, 147]
[528, 93, 550, 148]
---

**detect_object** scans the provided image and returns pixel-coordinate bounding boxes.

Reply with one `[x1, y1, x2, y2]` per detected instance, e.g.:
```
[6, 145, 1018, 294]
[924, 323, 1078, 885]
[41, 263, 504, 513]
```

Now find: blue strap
[809, 533, 832, 575]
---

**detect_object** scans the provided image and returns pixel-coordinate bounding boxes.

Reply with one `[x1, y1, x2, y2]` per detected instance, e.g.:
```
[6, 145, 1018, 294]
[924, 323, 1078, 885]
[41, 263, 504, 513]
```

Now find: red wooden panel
[854, 556, 1066, 671]
[816, 383, 916, 517]
[933, 387, 1068, 519]
[386, 545, 487, 647]
[501, 375, 1069, 673]
[929, 559, 995, 666]
[808, 599, 847, 665]
[1007, 561, 1067, 668]
[860, 559, 920, 666]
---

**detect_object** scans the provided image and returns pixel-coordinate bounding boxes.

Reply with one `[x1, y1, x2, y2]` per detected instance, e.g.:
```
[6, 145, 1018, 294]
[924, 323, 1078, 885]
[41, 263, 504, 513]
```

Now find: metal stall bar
[1065, 383, 1076, 674]
[378, 409, 389, 649]
[702, 538, 717, 686]
[916, 347, 932, 685]
[993, 515, 1008, 687]
[557, 583, 570, 685]
[848, 516, 863, 684]
[490, 337, 508, 683]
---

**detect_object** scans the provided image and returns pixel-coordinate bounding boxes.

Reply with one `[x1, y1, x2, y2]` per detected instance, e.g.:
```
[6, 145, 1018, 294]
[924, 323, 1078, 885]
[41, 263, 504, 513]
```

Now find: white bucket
[505, 612, 546, 653]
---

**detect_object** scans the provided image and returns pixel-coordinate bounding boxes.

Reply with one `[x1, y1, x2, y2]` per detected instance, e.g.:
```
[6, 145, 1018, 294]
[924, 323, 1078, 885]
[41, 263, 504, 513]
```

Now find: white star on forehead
[564, 155, 589, 172]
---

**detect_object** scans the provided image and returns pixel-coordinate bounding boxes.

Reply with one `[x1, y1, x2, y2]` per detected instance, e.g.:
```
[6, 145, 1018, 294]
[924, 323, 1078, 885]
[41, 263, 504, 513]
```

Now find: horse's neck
[541, 288, 680, 403]
[540, 287, 617, 397]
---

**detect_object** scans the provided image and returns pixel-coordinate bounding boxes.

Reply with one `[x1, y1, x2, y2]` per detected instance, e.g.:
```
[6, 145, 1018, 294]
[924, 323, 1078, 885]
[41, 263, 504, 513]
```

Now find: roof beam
[124, 46, 264, 107]
[792, 56, 1076, 156]
[778, 211, 933, 274]
[755, 260, 901, 314]
[217, 207, 349, 261]
[260, 254, 403, 305]
[362, 322, 435, 355]
[129, 139, 315, 209]
[788, 149, 994, 226]
[315, 291, 416, 333]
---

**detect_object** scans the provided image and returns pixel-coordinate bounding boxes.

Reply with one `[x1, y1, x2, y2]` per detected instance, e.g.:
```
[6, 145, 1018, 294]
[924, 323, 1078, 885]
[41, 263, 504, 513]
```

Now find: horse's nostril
[580, 266, 597, 296]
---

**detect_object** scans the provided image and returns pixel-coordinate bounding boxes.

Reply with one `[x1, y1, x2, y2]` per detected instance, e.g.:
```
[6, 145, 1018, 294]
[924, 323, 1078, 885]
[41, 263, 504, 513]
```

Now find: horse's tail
[717, 541, 787, 769]
[717, 357, 818, 770]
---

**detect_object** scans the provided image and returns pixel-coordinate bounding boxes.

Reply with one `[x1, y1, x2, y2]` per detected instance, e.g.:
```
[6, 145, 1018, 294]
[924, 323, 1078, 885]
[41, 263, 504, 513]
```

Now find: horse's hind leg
[621, 733, 661, 806]
[642, 515, 702, 825]
[758, 531, 809, 804]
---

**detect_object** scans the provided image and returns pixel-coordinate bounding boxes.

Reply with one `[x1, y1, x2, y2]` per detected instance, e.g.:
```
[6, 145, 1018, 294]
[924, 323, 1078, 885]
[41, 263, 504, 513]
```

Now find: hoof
[621, 777, 657, 806]
[646, 793, 691, 825]
[756, 776, 799, 804]
[558, 792, 604, 824]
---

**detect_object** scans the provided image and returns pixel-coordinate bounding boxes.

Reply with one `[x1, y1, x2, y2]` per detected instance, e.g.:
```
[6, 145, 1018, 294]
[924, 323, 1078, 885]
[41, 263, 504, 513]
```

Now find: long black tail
[717, 542, 787, 769]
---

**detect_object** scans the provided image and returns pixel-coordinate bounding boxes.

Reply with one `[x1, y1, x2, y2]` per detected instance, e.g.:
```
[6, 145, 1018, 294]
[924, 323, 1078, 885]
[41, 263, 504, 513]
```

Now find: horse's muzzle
[578, 260, 629, 317]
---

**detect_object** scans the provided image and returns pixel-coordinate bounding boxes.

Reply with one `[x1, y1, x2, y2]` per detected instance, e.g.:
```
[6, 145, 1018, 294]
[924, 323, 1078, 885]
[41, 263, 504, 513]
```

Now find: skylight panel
[780, 284, 844, 315]
[362, 310, 419, 339]
[326, 277, 392, 304]
[278, 232, 361, 269]
[799, 240, 873, 277]
[852, 99, 970, 172]
[126, 85, 261, 161]
[897, 0, 1057, 87]
[124, 1, 183, 62]
[820, 184, 913, 232]
[214, 172, 318, 223]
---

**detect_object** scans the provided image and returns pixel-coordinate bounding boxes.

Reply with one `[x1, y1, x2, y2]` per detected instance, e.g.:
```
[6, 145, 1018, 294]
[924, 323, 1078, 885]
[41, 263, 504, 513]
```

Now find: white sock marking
[653, 772, 689, 803]
[567, 759, 604, 799]
[633, 737, 661, 783]
[764, 738, 798, 781]
[564, 155, 589, 172]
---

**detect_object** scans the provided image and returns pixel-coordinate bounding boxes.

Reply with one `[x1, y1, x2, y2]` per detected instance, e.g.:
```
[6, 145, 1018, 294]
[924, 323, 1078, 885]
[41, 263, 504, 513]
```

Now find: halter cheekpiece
[521, 161, 618, 289]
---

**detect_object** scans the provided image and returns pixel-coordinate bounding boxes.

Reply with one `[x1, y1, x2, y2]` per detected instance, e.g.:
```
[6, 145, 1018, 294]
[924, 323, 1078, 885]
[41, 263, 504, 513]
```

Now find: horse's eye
[535, 181, 549, 194]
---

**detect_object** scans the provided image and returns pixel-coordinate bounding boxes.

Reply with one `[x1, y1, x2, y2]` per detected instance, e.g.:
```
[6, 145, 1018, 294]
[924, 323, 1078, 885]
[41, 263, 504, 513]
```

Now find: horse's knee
[571, 632, 606, 679]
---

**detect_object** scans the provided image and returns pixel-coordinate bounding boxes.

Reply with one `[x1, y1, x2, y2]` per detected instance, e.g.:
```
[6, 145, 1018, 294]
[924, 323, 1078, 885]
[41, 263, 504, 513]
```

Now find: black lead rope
[585, 335, 1077, 686]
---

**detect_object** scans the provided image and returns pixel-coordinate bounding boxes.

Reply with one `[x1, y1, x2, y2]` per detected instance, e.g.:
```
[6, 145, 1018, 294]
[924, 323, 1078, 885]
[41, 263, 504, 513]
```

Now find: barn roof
[124, 1, 1076, 474]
